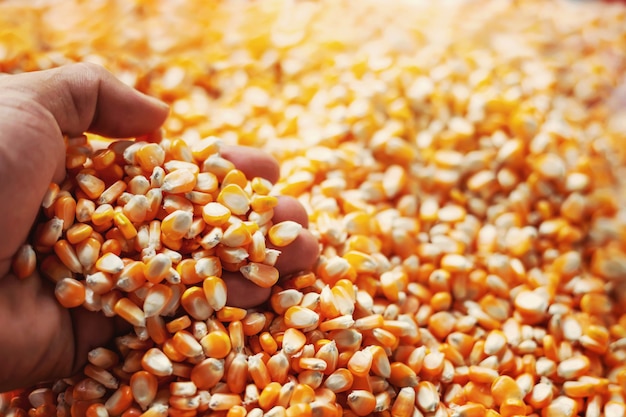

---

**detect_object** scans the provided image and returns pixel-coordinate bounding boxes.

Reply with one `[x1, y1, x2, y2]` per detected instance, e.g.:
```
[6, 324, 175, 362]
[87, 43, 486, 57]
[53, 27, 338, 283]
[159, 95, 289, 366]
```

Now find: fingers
[223, 195, 319, 307]
[225, 225, 320, 308]
[221, 145, 280, 184]
[2, 62, 170, 138]
[69, 309, 116, 377]
[267, 196, 319, 276]
[0, 272, 118, 391]
[0, 64, 169, 276]
[218, 149, 319, 307]
[0, 273, 75, 391]
[273, 196, 309, 228]
[269, 230, 320, 278]
[223, 271, 273, 309]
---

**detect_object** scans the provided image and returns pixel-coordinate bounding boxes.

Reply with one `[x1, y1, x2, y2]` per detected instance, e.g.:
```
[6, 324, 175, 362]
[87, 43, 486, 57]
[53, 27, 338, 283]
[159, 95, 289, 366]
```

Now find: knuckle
[63, 62, 109, 88]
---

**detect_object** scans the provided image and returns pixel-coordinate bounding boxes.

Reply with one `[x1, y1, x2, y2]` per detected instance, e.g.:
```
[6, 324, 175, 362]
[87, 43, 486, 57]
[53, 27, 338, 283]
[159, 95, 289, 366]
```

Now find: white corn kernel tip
[217, 184, 250, 215]
[141, 348, 173, 377]
[161, 210, 193, 240]
[96, 252, 125, 274]
[162, 168, 197, 194]
[284, 306, 320, 329]
[239, 262, 280, 288]
[38, 217, 64, 247]
[55, 277, 86, 308]
[170, 381, 198, 397]
[130, 371, 158, 411]
[268, 221, 302, 247]
[143, 284, 173, 317]
[11, 244, 36, 279]
[84, 364, 119, 390]
[88, 347, 119, 369]
[202, 202, 231, 226]
[114, 297, 146, 327]
[76, 172, 106, 199]
[203, 276, 227, 311]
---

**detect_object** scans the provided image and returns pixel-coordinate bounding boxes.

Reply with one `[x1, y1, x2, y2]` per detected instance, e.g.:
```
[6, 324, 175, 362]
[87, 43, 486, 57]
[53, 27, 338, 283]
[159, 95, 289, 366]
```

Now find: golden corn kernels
[5, 1, 626, 417]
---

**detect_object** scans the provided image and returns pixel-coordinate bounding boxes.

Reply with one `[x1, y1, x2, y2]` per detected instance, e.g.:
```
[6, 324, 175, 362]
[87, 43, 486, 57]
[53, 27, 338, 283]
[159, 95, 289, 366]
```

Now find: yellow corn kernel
[222, 222, 253, 247]
[171, 330, 203, 358]
[143, 253, 171, 284]
[227, 321, 244, 354]
[114, 297, 146, 327]
[268, 221, 303, 247]
[216, 306, 247, 322]
[284, 306, 320, 329]
[240, 262, 280, 288]
[389, 362, 418, 388]
[282, 328, 307, 356]
[202, 202, 231, 226]
[323, 368, 353, 393]
[141, 348, 173, 377]
[36, 217, 64, 248]
[225, 405, 247, 417]
[286, 403, 312, 417]
[346, 390, 375, 417]
[258, 382, 282, 410]
[135, 143, 165, 172]
[181, 286, 213, 321]
[347, 349, 373, 378]
[490, 375, 523, 407]
[200, 330, 231, 359]
[453, 403, 487, 417]
[54, 195, 76, 231]
[95, 252, 124, 274]
[41, 182, 61, 210]
[75, 172, 106, 200]
[195, 172, 219, 193]
[217, 184, 250, 216]
[85, 403, 108, 417]
[251, 194, 279, 212]
[145, 316, 168, 346]
[161, 210, 193, 240]
[189, 358, 224, 392]
[86, 347, 118, 370]
[391, 387, 415, 417]
[66, 223, 94, 245]
[222, 169, 248, 188]
[541, 396, 578, 417]
[557, 356, 591, 380]
[91, 203, 115, 227]
[248, 353, 272, 390]
[190, 136, 221, 161]
[97, 181, 127, 206]
[112, 212, 138, 240]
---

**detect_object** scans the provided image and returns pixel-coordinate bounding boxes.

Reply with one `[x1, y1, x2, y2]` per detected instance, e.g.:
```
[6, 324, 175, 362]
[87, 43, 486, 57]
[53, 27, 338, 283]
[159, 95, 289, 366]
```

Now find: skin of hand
[0, 63, 319, 391]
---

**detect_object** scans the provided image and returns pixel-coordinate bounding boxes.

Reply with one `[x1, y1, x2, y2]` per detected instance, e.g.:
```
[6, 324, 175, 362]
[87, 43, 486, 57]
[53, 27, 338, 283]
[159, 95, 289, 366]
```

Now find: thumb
[0, 64, 169, 274]
[1, 62, 169, 138]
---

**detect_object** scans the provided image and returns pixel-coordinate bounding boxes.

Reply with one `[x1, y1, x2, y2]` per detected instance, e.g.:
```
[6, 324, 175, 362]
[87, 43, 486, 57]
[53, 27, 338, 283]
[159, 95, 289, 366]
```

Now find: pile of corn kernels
[2, 0, 626, 416]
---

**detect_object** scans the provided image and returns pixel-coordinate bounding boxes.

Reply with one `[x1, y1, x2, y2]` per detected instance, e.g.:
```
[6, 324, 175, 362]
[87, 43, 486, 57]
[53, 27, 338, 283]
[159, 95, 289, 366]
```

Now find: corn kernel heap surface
[2, 0, 626, 417]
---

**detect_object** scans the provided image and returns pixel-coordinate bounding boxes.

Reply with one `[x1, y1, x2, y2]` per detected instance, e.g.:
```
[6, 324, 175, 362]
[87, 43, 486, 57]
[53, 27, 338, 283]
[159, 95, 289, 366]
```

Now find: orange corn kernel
[200, 331, 232, 359]
[55, 277, 86, 308]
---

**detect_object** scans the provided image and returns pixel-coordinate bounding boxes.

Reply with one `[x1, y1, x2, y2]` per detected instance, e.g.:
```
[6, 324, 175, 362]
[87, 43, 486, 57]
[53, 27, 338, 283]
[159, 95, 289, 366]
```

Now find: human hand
[0, 63, 319, 391]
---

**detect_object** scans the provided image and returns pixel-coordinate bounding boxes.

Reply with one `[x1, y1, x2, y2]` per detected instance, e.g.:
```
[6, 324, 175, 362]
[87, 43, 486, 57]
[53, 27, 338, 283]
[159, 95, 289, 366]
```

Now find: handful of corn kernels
[9, 134, 320, 415]
[13, 133, 303, 302]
